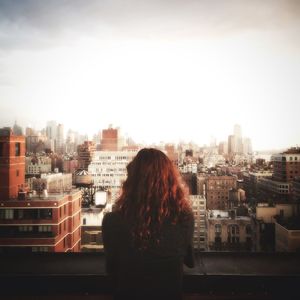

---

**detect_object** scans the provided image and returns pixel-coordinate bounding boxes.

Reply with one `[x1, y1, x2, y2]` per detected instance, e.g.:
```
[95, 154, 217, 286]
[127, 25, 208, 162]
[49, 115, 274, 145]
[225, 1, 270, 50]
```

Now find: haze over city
[0, 0, 299, 150]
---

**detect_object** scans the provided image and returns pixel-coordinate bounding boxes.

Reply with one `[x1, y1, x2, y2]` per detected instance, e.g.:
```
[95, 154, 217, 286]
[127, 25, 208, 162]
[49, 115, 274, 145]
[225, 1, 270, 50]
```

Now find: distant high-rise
[99, 125, 124, 151]
[46, 121, 57, 140]
[46, 121, 57, 152]
[228, 135, 236, 155]
[56, 123, 64, 153]
[13, 121, 23, 136]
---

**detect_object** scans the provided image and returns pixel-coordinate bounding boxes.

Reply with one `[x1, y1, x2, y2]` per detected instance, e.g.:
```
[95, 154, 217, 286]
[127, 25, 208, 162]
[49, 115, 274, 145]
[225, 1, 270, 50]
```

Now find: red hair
[115, 148, 191, 249]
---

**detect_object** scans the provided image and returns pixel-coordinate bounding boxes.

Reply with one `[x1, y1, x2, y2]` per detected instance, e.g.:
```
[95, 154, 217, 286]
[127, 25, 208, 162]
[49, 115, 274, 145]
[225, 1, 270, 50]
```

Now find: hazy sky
[0, 0, 299, 150]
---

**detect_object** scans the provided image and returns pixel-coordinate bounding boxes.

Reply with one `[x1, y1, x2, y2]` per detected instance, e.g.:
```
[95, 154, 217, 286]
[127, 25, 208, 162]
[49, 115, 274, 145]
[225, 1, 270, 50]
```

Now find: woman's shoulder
[102, 211, 122, 227]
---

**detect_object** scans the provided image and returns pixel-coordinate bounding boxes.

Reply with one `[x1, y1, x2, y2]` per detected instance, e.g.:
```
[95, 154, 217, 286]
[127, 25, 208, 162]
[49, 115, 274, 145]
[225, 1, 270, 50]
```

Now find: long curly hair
[114, 148, 191, 249]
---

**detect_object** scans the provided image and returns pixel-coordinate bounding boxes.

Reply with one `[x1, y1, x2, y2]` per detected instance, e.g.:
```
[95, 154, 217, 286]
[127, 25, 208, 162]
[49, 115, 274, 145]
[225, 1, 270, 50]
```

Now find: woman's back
[102, 210, 194, 300]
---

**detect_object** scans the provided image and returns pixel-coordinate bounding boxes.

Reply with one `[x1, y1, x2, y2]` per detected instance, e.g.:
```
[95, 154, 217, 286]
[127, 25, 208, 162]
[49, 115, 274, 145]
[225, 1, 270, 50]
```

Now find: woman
[102, 148, 194, 300]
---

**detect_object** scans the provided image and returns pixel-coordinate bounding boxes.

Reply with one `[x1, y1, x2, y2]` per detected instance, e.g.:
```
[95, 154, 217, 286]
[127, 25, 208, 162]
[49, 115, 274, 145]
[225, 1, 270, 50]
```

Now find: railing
[1, 252, 300, 299]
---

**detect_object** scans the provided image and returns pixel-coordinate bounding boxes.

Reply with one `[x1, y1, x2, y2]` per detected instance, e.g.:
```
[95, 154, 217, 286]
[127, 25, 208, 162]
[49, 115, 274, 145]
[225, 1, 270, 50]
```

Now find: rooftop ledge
[1, 252, 300, 299]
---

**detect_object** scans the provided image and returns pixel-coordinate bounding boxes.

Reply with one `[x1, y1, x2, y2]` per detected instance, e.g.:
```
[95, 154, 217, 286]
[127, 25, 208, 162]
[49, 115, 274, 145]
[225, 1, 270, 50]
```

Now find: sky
[0, 0, 299, 150]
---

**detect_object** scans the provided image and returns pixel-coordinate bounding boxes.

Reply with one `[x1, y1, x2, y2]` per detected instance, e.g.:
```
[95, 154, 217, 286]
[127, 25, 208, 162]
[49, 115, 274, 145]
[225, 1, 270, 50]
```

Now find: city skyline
[0, 0, 299, 150]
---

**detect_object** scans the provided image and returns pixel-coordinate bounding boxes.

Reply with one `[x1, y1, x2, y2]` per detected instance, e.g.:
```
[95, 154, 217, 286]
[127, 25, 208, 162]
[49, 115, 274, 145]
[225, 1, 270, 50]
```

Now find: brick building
[0, 127, 82, 253]
[99, 126, 120, 151]
[205, 176, 237, 210]
[272, 148, 300, 182]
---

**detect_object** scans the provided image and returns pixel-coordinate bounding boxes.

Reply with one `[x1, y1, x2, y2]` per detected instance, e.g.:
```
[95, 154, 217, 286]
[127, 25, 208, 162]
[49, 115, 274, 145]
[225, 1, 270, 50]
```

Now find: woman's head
[115, 148, 190, 248]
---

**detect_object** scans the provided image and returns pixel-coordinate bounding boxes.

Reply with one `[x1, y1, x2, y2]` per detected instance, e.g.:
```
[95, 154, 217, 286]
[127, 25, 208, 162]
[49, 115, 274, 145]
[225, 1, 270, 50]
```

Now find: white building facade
[88, 150, 138, 202]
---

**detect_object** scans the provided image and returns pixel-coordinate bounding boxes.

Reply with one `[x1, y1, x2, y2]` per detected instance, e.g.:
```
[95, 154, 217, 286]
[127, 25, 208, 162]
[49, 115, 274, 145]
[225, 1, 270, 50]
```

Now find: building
[251, 203, 297, 252]
[275, 217, 300, 252]
[77, 141, 96, 171]
[63, 157, 79, 175]
[99, 125, 124, 151]
[272, 148, 300, 182]
[0, 189, 82, 253]
[25, 128, 47, 154]
[218, 141, 228, 155]
[205, 176, 237, 210]
[0, 127, 25, 200]
[243, 170, 273, 198]
[0, 127, 82, 253]
[207, 209, 252, 251]
[81, 208, 104, 252]
[88, 150, 138, 202]
[228, 135, 236, 155]
[182, 173, 197, 195]
[56, 123, 64, 154]
[25, 156, 52, 175]
[190, 195, 207, 251]
[258, 177, 291, 196]
[46, 120, 57, 152]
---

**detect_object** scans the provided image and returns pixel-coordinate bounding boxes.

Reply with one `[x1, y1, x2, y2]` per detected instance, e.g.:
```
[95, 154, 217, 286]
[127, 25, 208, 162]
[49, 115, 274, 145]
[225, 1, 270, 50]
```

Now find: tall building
[56, 123, 64, 154]
[0, 127, 82, 253]
[228, 135, 236, 155]
[99, 125, 124, 151]
[13, 121, 23, 136]
[243, 137, 252, 155]
[228, 124, 249, 155]
[46, 121, 57, 141]
[0, 128, 25, 200]
[77, 141, 96, 171]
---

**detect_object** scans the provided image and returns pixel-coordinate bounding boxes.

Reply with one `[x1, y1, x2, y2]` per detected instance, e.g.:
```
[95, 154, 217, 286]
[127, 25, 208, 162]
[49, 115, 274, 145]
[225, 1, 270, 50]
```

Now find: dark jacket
[102, 210, 194, 300]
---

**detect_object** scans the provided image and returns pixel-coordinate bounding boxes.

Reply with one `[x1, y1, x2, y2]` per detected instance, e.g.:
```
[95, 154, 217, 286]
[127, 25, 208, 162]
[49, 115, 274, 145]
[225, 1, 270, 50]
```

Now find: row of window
[0, 209, 52, 220]
[215, 224, 252, 235]
[18, 225, 52, 232]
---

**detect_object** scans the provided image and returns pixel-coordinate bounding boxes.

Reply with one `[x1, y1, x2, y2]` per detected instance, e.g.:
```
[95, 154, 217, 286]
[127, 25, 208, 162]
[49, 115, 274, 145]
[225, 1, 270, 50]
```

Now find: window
[215, 224, 221, 234]
[16, 169, 19, 177]
[38, 225, 51, 232]
[0, 142, 4, 157]
[19, 226, 33, 232]
[15, 142, 21, 156]
[2, 209, 14, 220]
[91, 234, 97, 244]
[246, 225, 252, 235]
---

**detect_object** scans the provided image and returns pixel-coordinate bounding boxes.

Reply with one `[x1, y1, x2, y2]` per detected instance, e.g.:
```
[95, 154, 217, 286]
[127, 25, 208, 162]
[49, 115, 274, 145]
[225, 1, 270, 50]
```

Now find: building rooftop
[1, 189, 81, 206]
